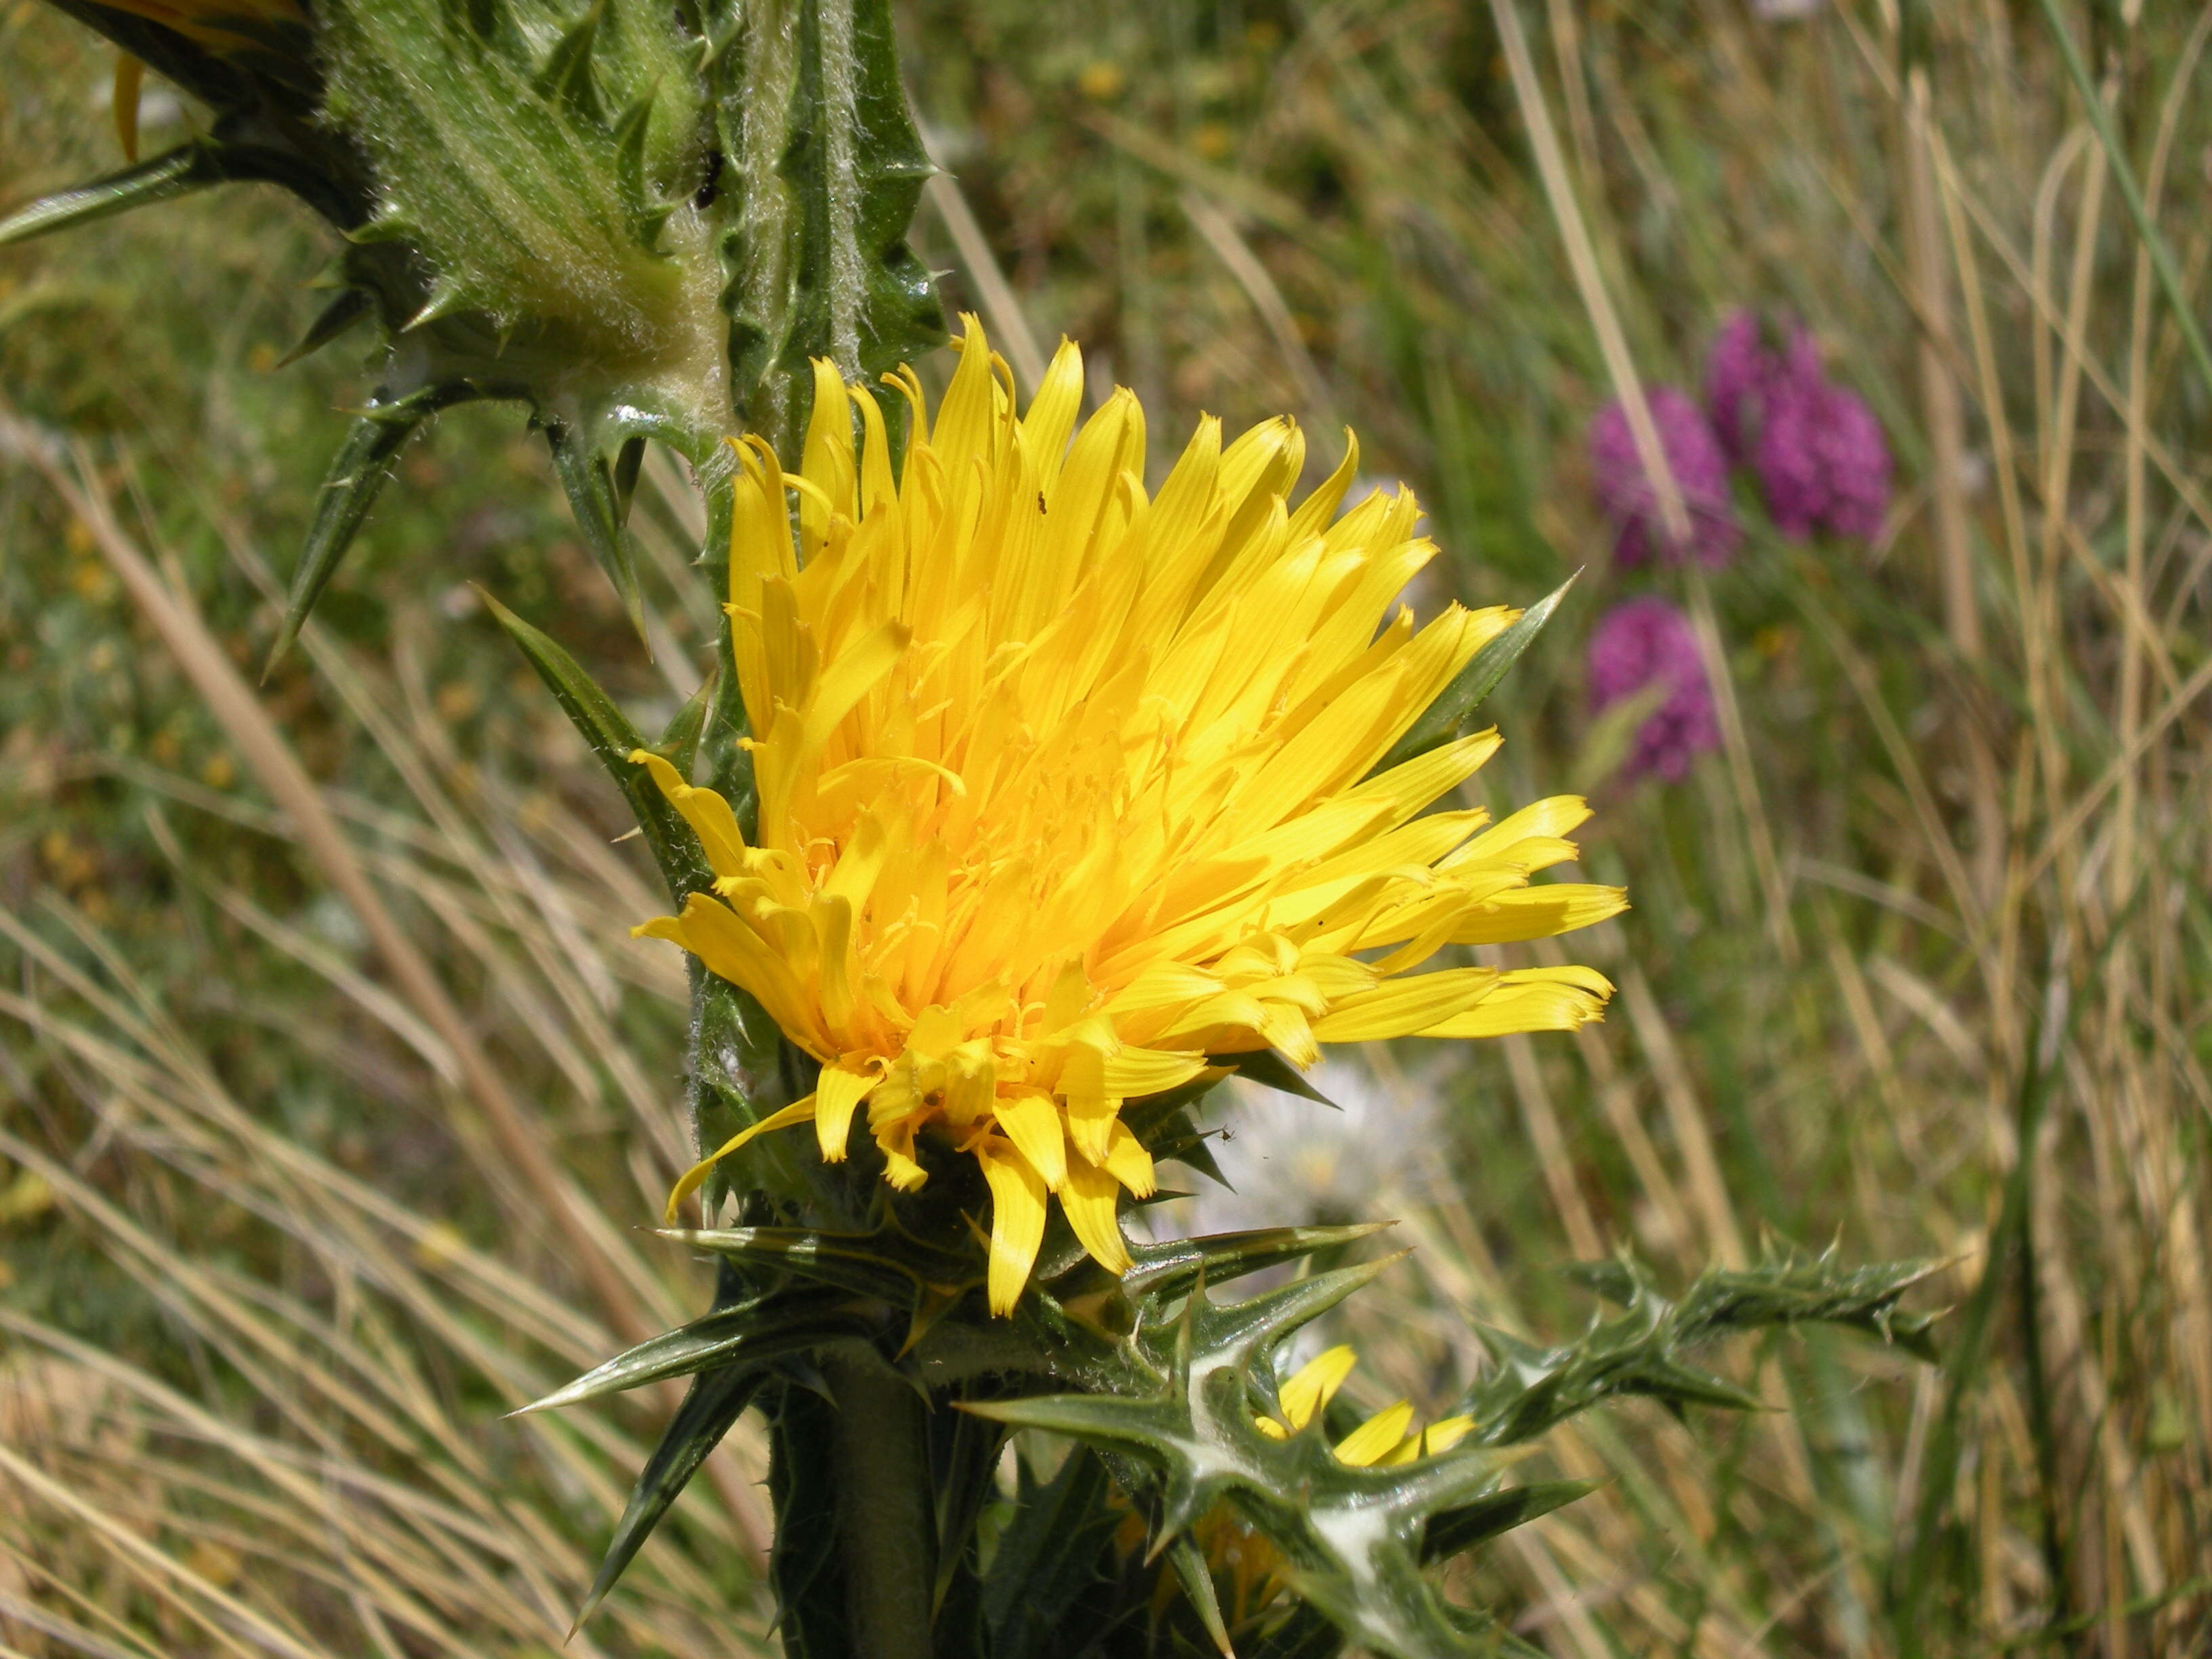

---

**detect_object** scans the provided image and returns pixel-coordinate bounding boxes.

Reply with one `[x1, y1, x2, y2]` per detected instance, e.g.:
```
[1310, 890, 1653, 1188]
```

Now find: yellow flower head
[639, 318, 1624, 1313]
[1251, 1345, 1473, 1466]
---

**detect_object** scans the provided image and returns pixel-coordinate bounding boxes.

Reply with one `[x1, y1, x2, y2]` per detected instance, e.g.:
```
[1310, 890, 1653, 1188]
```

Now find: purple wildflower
[1703, 310, 1769, 464]
[1703, 311, 1820, 461]
[1586, 597, 1720, 783]
[1753, 377, 1828, 538]
[1755, 376, 1893, 541]
[1704, 309, 1893, 541]
[1588, 387, 1740, 569]
[1810, 381, 1891, 539]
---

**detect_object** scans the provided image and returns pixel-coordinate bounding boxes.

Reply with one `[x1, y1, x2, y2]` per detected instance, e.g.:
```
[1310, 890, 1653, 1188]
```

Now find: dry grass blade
[13, 428, 655, 1354]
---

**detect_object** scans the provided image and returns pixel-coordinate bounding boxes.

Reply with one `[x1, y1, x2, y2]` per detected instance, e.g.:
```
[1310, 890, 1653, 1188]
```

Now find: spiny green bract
[323, 0, 723, 405]
[5, 0, 945, 654]
[518, 1186, 1936, 1659]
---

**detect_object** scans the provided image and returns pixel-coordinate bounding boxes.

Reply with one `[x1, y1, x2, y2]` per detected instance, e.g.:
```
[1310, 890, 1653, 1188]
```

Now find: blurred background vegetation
[3, 0, 2208, 1654]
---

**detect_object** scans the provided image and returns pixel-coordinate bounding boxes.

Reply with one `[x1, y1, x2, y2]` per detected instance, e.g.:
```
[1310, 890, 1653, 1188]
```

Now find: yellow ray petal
[1060, 1154, 1132, 1275]
[797, 618, 911, 762]
[1308, 967, 1503, 1043]
[634, 897, 827, 1055]
[1098, 1120, 1157, 1198]
[976, 1139, 1048, 1315]
[1277, 1344, 1357, 1430]
[1099, 1046, 1210, 1098]
[1443, 796, 1594, 869]
[800, 358, 859, 546]
[664, 1097, 818, 1222]
[931, 313, 1003, 476]
[1412, 1415, 1474, 1459]
[1448, 884, 1629, 945]
[991, 1089, 1067, 1189]
[1331, 1401, 1414, 1467]
[113, 54, 144, 160]
[1343, 729, 1502, 824]
[850, 385, 900, 516]
[1419, 968, 1614, 1038]
[813, 1061, 880, 1162]
[1283, 428, 1360, 543]
[1021, 337, 1086, 489]
[630, 750, 750, 876]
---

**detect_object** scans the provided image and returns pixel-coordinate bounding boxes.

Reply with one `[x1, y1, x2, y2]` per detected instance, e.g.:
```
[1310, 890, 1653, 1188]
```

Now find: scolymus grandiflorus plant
[4, 5, 1938, 1654]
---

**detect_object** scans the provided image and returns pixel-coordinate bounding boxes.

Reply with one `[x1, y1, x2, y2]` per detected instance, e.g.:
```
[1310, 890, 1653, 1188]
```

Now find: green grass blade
[2032, 0, 2212, 397]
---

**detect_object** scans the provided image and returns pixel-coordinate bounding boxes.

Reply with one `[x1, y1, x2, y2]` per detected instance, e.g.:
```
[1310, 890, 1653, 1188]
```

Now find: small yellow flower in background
[1252, 1344, 1473, 1465]
[639, 316, 1624, 1313]
[1076, 60, 1126, 102]
[1190, 121, 1235, 161]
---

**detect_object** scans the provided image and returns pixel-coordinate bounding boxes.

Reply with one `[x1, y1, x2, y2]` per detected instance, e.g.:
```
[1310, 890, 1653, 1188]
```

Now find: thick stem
[823, 1352, 937, 1658]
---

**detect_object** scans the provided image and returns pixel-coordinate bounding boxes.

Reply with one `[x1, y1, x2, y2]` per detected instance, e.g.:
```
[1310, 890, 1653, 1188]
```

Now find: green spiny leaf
[267, 392, 472, 671]
[1143, 1107, 1229, 1189]
[0, 144, 226, 248]
[1461, 1248, 1939, 1446]
[766, 1380, 852, 1659]
[661, 1224, 972, 1307]
[970, 1257, 1404, 1542]
[1373, 574, 1576, 775]
[571, 1362, 764, 1631]
[541, 417, 648, 640]
[980, 1446, 1129, 1659]
[689, 973, 821, 1214]
[1671, 1250, 1944, 1360]
[1422, 1479, 1599, 1565]
[970, 1244, 1914, 1659]
[613, 91, 680, 248]
[1220, 1048, 1337, 1107]
[927, 1399, 1008, 1641]
[1166, 1532, 1237, 1658]
[776, 0, 941, 383]
[1118, 1225, 1392, 1303]
[478, 589, 714, 900]
[518, 1291, 858, 1413]
[725, 0, 944, 446]
[1241, 1605, 1348, 1659]
[535, 0, 611, 123]
[653, 663, 718, 776]
[276, 287, 375, 367]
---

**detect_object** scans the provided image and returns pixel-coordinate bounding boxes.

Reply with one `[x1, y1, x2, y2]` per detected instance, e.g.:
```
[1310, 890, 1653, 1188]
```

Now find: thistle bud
[5, 0, 946, 654]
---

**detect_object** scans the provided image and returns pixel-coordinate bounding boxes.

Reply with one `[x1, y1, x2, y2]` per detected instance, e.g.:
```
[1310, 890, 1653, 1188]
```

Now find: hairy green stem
[823, 1353, 937, 1658]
